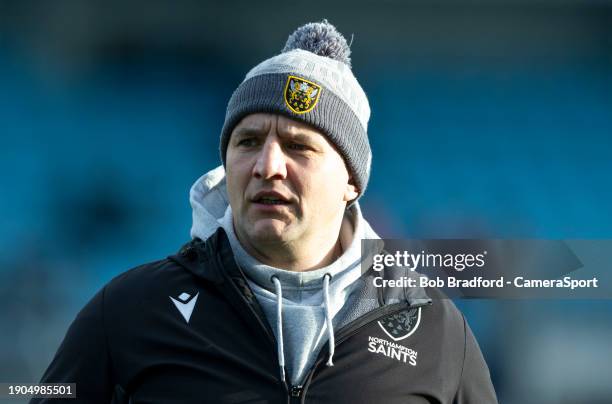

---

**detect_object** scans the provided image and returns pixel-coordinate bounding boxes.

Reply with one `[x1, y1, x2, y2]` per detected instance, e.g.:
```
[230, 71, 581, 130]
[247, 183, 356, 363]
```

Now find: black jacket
[34, 228, 498, 403]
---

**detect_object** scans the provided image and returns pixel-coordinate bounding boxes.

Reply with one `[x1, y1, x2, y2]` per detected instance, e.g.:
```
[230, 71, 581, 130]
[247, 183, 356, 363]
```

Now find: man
[34, 21, 498, 403]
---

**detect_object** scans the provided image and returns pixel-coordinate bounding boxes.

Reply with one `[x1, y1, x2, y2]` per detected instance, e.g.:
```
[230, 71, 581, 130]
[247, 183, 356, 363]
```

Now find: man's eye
[237, 138, 257, 147]
[287, 143, 309, 151]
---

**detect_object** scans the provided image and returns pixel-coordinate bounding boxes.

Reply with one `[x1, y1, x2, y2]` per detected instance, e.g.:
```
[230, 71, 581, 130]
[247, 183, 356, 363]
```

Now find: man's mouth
[256, 197, 287, 205]
[252, 191, 291, 206]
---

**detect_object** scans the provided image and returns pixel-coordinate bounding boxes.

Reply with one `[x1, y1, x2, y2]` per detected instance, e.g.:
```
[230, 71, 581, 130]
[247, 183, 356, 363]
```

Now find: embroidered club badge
[377, 307, 422, 341]
[284, 75, 322, 114]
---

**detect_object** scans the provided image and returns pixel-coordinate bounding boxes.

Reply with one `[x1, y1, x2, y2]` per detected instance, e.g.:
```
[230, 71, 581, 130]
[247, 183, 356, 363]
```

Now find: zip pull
[290, 385, 303, 398]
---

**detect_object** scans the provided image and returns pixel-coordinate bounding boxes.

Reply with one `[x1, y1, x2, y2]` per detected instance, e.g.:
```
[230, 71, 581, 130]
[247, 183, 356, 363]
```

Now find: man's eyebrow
[233, 125, 323, 144]
[232, 127, 267, 137]
[279, 129, 321, 144]
[295, 134, 322, 146]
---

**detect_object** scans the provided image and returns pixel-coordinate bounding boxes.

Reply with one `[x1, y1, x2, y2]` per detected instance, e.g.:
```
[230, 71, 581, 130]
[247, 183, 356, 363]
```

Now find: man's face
[225, 113, 358, 246]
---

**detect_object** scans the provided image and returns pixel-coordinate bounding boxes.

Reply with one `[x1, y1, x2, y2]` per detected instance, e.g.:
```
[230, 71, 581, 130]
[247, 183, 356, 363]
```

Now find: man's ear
[343, 176, 359, 202]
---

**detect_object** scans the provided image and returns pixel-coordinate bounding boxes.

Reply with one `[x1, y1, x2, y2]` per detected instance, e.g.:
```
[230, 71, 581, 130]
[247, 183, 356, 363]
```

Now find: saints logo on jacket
[368, 308, 422, 367]
[378, 308, 422, 341]
[284, 75, 322, 114]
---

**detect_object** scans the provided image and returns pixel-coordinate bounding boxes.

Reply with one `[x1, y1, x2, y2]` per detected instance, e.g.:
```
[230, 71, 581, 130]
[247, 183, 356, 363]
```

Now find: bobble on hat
[281, 20, 352, 68]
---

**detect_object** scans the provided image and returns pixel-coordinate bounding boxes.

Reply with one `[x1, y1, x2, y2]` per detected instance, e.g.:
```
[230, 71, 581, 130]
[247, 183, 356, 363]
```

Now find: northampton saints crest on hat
[284, 75, 322, 114]
[377, 308, 422, 341]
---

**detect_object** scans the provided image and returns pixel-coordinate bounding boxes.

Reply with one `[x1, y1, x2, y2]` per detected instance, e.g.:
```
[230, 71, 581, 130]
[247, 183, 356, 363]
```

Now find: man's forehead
[234, 113, 272, 131]
[233, 113, 325, 139]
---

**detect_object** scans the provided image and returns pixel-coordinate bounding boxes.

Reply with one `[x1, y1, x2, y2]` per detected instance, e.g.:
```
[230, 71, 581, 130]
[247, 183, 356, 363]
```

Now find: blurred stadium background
[1, 1, 611, 403]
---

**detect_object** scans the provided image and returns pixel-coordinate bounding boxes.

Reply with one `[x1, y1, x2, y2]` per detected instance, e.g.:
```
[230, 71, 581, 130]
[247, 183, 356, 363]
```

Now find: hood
[189, 165, 229, 241]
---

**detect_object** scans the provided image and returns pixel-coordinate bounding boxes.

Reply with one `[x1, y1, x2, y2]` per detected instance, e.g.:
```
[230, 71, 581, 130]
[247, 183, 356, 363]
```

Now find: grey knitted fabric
[219, 21, 372, 199]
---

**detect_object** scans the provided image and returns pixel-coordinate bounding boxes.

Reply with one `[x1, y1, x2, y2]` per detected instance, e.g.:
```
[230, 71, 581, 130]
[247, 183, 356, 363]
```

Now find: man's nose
[253, 138, 287, 180]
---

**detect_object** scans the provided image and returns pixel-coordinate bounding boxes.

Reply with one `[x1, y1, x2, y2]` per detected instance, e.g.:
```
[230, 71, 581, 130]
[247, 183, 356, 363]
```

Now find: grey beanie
[219, 20, 372, 199]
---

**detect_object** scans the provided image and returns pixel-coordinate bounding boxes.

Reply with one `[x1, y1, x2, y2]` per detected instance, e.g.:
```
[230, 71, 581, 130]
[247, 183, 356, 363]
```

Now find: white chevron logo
[169, 292, 199, 323]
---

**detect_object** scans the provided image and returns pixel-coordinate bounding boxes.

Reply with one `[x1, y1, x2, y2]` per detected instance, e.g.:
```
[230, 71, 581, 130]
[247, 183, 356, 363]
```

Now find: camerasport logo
[367, 308, 421, 366]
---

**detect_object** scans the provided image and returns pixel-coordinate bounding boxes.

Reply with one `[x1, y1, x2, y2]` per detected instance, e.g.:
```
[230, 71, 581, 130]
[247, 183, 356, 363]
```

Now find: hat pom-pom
[282, 19, 352, 68]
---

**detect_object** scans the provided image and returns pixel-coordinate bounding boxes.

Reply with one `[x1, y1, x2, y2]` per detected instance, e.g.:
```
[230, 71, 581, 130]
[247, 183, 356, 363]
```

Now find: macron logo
[169, 292, 199, 324]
